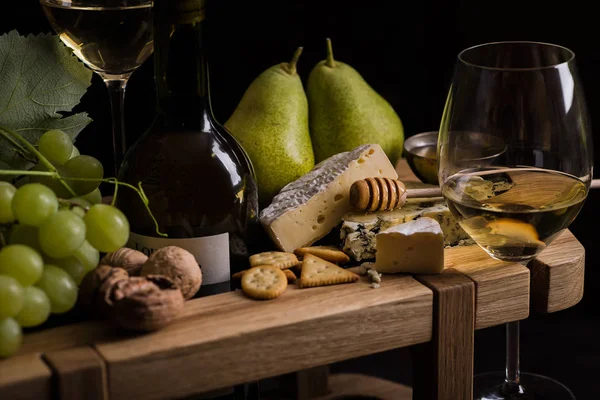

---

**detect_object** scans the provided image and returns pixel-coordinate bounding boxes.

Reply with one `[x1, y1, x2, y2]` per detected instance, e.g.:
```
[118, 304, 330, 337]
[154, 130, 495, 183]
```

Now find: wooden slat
[94, 275, 433, 400]
[43, 346, 108, 400]
[0, 353, 52, 400]
[412, 270, 475, 400]
[445, 244, 530, 330]
[17, 320, 118, 356]
[315, 373, 412, 400]
[528, 230, 585, 313]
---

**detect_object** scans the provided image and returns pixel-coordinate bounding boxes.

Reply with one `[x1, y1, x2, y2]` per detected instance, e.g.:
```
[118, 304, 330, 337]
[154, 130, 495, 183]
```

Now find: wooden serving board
[0, 160, 585, 400]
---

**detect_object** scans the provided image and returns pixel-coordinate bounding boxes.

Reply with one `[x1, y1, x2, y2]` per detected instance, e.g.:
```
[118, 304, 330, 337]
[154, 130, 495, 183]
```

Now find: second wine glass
[438, 41, 593, 399]
[40, 0, 154, 175]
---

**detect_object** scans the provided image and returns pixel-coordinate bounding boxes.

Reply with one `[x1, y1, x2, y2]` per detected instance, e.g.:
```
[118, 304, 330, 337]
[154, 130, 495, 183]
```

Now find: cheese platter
[0, 152, 586, 400]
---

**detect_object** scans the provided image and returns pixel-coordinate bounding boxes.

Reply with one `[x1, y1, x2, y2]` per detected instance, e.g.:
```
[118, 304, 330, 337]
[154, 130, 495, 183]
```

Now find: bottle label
[127, 232, 230, 285]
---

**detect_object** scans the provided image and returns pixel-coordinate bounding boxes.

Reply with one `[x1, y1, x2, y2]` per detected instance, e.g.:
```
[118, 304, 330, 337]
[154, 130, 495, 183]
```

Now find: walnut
[109, 275, 184, 332]
[140, 246, 202, 300]
[79, 265, 129, 318]
[100, 248, 148, 276]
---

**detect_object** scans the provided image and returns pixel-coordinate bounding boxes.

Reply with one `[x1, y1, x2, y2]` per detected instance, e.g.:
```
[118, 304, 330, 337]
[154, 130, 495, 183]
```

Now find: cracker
[242, 266, 288, 300]
[283, 269, 297, 283]
[234, 267, 297, 283]
[299, 254, 360, 289]
[249, 251, 299, 269]
[294, 245, 350, 264]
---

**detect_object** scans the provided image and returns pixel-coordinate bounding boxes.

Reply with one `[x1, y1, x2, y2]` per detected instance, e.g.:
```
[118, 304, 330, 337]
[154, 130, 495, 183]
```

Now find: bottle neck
[154, 0, 212, 129]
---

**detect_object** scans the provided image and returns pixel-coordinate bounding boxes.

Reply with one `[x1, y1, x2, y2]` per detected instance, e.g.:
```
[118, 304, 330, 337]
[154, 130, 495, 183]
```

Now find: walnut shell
[140, 246, 202, 300]
[111, 274, 184, 332]
[79, 265, 129, 318]
[100, 248, 148, 276]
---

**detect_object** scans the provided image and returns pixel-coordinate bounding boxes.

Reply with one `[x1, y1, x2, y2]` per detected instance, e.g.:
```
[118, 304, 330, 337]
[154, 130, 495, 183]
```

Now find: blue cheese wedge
[374, 217, 444, 274]
[259, 144, 398, 252]
[341, 194, 472, 261]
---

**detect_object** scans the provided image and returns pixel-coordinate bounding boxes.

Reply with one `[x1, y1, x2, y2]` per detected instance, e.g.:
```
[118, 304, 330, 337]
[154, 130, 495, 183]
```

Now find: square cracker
[249, 251, 299, 269]
[294, 245, 350, 264]
[299, 254, 359, 289]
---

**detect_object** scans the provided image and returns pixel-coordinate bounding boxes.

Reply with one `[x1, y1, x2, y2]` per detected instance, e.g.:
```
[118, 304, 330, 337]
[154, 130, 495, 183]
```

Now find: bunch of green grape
[0, 130, 130, 358]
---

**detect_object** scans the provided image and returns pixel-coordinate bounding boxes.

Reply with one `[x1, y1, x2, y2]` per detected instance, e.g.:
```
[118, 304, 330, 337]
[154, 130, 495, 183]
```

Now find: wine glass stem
[504, 320, 521, 393]
[104, 78, 128, 176]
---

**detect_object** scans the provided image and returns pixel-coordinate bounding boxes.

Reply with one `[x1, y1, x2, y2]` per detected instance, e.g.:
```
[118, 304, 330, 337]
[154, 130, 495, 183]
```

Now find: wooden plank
[0, 353, 52, 400]
[94, 275, 433, 400]
[445, 243, 530, 330]
[43, 346, 108, 400]
[528, 230, 585, 313]
[17, 320, 118, 356]
[314, 373, 412, 400]
[412, 270, 475, 400]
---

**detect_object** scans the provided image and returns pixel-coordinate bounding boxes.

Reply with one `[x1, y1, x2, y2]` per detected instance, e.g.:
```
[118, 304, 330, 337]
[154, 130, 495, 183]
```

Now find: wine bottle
[116, 0, 258, 298]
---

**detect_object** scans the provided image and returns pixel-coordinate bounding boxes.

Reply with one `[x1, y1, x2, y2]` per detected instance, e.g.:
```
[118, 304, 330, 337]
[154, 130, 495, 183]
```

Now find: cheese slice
[375, 217, 444, 274]
[259, 144, 398, 252]
[340, 195, 472, 261]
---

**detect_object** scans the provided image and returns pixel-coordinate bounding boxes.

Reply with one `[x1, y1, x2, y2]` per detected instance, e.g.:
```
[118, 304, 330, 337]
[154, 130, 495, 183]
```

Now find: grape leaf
[0, 30, 93, 169]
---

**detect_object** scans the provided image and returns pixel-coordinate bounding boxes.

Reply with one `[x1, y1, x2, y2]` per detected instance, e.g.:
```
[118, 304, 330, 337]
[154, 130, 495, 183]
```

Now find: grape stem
[58, 198, 90, 211]
[0, 168, 167, 237]
[0, 125, 77, 197]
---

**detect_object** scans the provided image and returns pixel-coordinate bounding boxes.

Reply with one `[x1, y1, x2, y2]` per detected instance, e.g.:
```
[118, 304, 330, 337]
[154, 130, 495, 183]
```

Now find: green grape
[60, 197, 91, 218]
[37, 129, 73, 165]
[70, 145, 80, 159]
[12, 183, 59, 226]
[0, 182, 16, 224]
[73, 240, 100, 272]
[0, 245, 44, 286]
[0, 275, 24, 319]
[84, 204, 129, 253]
[38, 210, 86, 259]
[0, 318, 22, 358]
[30, 163, 74, 199]
[9, 224, 42, 253]
[69, 197, 92, 209]
[15, 286, 51, 328]
[36, 265, 78, 314]
[82, 188, 102, 205]
[64, 155, 104, 196]
[47, 256, 86, 285]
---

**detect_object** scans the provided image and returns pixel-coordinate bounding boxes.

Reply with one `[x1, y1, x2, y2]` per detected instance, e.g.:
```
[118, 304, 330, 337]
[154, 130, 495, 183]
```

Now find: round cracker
[242, 266, 288, 300]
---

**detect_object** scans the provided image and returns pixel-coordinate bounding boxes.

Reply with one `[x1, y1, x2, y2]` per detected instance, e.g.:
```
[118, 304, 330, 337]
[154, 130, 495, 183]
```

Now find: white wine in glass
[438, 41, 593, 399]
[40, 0, 154, 174]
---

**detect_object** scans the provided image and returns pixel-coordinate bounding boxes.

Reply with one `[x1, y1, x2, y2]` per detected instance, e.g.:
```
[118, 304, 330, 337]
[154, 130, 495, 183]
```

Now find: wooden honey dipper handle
[349, 178, 443, 212]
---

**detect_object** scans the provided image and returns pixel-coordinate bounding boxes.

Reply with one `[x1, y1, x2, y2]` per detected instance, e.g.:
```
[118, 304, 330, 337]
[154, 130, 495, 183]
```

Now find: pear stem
[325, 38, 335, 68]
[285, 47, 303, 75]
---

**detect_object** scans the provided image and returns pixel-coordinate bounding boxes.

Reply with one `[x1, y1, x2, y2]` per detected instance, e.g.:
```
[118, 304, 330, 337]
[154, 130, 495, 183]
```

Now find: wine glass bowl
[438, 41, 593, 399]
[39, 0, 154, 174]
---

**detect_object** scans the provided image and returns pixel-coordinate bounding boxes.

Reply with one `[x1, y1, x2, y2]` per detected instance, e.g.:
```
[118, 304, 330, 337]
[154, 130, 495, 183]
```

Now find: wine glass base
[474, 372, 575, 399]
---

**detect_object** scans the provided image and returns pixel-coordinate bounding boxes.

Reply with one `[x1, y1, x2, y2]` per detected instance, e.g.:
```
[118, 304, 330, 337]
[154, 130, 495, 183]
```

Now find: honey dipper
[349, 177, 443, 212]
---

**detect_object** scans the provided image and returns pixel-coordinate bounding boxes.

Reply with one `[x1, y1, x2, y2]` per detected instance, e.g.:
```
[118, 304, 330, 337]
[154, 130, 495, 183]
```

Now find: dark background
[3, 0, 599, 398]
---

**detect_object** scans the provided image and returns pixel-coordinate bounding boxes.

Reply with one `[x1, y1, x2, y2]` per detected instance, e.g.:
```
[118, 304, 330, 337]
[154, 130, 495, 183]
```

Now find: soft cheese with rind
[375, 217, 444, 274]
[259, 144, 398, 252]
[340, 193, 472, 261]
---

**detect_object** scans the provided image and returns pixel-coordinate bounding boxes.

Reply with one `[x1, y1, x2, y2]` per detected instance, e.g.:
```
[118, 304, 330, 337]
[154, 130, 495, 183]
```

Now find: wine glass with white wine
[39, 0, 154, 175]
[438, 41, 593, 399]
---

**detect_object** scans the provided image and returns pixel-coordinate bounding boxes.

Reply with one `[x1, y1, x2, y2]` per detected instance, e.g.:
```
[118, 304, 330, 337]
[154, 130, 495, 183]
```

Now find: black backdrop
[3, 0, 600, 396]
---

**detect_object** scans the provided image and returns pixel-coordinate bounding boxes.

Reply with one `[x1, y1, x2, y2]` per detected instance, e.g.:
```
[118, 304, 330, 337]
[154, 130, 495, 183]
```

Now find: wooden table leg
[412, 269, 475, 400]
[271, 366, 331, 400]
[43, 346, 108, 400]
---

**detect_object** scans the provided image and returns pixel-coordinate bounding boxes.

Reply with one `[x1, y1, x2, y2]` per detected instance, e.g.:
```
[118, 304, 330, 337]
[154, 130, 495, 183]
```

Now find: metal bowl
[403, 131, 507, 185]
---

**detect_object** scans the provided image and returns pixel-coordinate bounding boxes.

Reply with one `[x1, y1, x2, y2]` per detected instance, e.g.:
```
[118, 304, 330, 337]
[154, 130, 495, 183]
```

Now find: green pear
[225, 48, 314, 207]
[307, 39, 404, 164]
